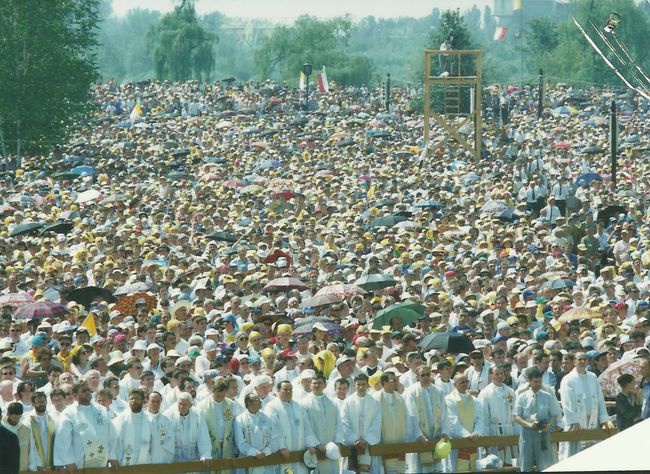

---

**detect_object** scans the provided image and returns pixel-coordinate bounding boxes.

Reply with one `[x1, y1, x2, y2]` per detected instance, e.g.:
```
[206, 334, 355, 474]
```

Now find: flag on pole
[80, 312, 97, 336]
[316, 66, 329, 93]
[299, 71, 306, 90]
[129, 101, 142, 121]
[494, 27, 508, 41]
[514, 0, 522, 10]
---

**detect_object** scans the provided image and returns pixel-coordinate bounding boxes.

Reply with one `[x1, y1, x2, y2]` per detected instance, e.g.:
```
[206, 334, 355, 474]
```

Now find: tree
[524, 18, 559, 71]
[428, 10, 477, 52]
[0, 0, 99, 155]
[148, 0, 216, 82]
[255, 15, 373, 86]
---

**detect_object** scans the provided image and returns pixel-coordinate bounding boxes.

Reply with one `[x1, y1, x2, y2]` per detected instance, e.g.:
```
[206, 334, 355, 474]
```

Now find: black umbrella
[52, 172, 80, 181]
[171, 148, 190, 158]
[369, 215, 408, 228]
[206, 230, 238, 243]
[9, 222, 44, 237]
[582, 145, 606, 155]
[419, 332, 475, 354]
[39, 221, 75, 236]
[63, 286, 116, 308]
[597, 205, 627, 224]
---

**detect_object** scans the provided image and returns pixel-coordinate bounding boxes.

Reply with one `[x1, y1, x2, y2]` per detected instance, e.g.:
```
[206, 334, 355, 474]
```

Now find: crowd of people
[0, 77, 649, 474]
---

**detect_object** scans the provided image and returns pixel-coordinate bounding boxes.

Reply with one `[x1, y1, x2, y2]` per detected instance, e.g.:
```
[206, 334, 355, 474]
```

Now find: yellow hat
[261, 347, 275, 359]
[248, 331, 262, 341]
[167, 319, 182, 331]
[240, 321, 254, 333]
[276, 324, 292, 336]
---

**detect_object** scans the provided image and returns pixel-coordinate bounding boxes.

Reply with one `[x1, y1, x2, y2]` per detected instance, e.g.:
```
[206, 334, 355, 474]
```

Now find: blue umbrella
[573, 173, 602, 189]
[255, 159, 283, 170]
[413, 200, 445, 209]
[71, 165, 95, 176]
[450, 160, 468, 171]
[114, 121, 131, 128]
[480, 200, 514, 216]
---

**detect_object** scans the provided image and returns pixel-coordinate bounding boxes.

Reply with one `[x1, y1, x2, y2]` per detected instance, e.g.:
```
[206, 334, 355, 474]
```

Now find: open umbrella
[206, 230, 237, 243]
[558, 307, 601, 323]
[541, 279, 574, 291]
[418, 332, 475, 354]
[241, 184, 264, 195]
[315, 284, 366, 298]
[14, 301, 68, 320]
[75, 189, 101, 204]
[413, 200, 445, 209]
[573, 173, 603, 188]
[372, 302, 425, 329]
[203, 156, 227, 164]
[101, 193, 128, 204]
[480, 200, 514, 216]
[0, 293, 33, 308]
[9, 222, 44, 237]
[371, 199, 397, 208]
[255, 159, 283, 170]
[52, 172, 80, 181]
[39, 221, 75, 236]
[113, 282, 154, 296]
[71, 165, 95, 176]
[293, 321, 344, 336]
[263, 278, 309, 292]
[598, 358, 645, 397]
[63, 286, 116, 308]
[597, 205, 627, 224]
[300, 294, 344, 308]
[582, 145, 606, 154]
[369, 215, 408, 228]
[223, 179, 245, 189]
[354, 274, 398, 291]
[113, 292, 156, 316]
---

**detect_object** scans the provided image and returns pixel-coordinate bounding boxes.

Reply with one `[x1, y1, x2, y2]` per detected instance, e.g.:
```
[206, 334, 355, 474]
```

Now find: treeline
[96, 0, 649, 88]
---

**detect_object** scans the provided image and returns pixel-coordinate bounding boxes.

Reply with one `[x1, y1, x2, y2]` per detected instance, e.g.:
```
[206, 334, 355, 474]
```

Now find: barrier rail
[22, 428, 616, 473]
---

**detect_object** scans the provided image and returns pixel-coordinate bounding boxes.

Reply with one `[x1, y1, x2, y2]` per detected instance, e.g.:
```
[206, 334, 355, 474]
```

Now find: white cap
[147, 343, 161, 352]
[132, 339, 148, 351]
[203, 339, 218, 352]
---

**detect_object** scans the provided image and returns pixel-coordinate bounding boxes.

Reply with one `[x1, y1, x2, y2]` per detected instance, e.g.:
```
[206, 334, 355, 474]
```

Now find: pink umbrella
[0, 293, 33, 309]
[598, 358, 644, 397]
[315, 170, 334, 178]
[315, 284, 367, 298]
[553, 142, 571, 149]
[223, 179, 245, 189]
[263, 278, 309, 292]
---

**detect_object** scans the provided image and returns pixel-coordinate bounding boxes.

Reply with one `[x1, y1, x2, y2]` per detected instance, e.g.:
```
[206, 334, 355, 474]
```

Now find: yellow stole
[17, 424, 31, 472]
[453, 392, 477, 470]
[379, 392, 407, 473]
[31, 414, 55, 468]
[413, 384, 441, 465]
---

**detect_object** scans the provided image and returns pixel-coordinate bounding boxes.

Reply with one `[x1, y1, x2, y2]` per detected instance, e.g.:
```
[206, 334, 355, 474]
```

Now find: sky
[111, 0, 490, 20]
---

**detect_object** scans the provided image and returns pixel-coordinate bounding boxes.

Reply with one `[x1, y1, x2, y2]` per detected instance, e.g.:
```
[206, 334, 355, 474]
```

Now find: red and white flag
[316, 66, 329, 93]
[494, 27, 508, 41]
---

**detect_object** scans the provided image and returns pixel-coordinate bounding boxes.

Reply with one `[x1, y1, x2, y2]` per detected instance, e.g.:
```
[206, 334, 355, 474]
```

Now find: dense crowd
[0, 77, 649, 474]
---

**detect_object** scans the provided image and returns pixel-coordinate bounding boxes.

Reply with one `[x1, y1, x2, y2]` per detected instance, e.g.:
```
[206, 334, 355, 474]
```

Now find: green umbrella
[52, 172, 80, 181]
[354, 274, 397, 291]
[372, 301, 426, 329]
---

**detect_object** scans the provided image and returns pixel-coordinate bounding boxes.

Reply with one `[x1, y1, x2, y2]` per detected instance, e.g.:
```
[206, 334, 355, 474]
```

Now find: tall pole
[537, 68, 544, 119]
[610, 100, 617, 190]
[304, 75, 309, 111]
[519, 6, 524, 84]
[385, 73, 391, 112]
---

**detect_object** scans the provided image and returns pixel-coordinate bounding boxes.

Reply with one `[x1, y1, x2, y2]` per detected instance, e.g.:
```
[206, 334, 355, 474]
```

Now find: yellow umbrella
[558, 306, 601, 323]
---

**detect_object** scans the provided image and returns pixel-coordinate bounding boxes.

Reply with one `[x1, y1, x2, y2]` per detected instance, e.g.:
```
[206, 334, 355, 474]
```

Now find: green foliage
[428, 10, 478, 52]
[254, 15, 372, 86]
[148, 0, 216, 82]
[0, 0, 99, 154]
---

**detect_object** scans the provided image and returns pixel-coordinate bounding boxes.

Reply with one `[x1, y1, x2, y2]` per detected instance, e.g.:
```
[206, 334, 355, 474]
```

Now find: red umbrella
[223, 179, 245, 189]
[113, 292, 157, 317]
[300, 294, 344, 308]
[274, 190, 295, 201]
[553, 141, 571, 149]
[263, 278, 308, 292]
[315, 284, 367, 298]
[14, 301, 68, 320]
[262, 250, 292, 267]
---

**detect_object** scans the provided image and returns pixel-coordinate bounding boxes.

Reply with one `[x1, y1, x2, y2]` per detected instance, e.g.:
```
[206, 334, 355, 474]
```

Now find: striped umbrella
[0, 293, 34, 309]
[14, 301, 68, 320]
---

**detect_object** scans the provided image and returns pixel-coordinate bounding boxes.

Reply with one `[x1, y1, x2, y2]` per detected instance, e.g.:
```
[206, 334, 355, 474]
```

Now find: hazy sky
[111, 0, 490, 20]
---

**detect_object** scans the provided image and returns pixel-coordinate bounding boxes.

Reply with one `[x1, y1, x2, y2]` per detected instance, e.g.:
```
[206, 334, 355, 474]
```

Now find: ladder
[444, 86, 461, 116]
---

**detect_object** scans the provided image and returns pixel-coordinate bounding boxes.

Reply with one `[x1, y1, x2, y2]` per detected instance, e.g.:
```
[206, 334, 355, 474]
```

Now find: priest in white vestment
[113, 388, 154, 466]
[374, 372, 423, 474]
[164, 392, 212, 469]
[477, 364, 518, 466]
[341, 374, 382, 474]
[404, 365, 452, 473]
[300, 374, 346, 474]
[196, 378, 241, 471]
[445, 373, 485, 472]
[234, 393, 282, 474]
[53, 381, 118, 469]
[558, 352, 609, 460]
[146, 391, 175, 464]
[265, 380, 319, 474]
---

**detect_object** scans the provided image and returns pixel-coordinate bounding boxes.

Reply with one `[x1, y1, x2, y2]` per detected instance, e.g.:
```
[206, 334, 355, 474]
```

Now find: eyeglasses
[133, 366, 144, 370]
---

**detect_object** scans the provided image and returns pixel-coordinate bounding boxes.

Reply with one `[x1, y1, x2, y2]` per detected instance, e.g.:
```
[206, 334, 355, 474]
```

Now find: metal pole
[386, 73, 391, 112]
[537, 68, 544, 119]
[305, 75, 309, 111]
[610, 100, 617, 190]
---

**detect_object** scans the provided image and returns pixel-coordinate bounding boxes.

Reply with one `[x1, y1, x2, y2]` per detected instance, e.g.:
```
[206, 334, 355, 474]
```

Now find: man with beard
[113, 388, 154, 466]
[25, 391, 55, 470]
